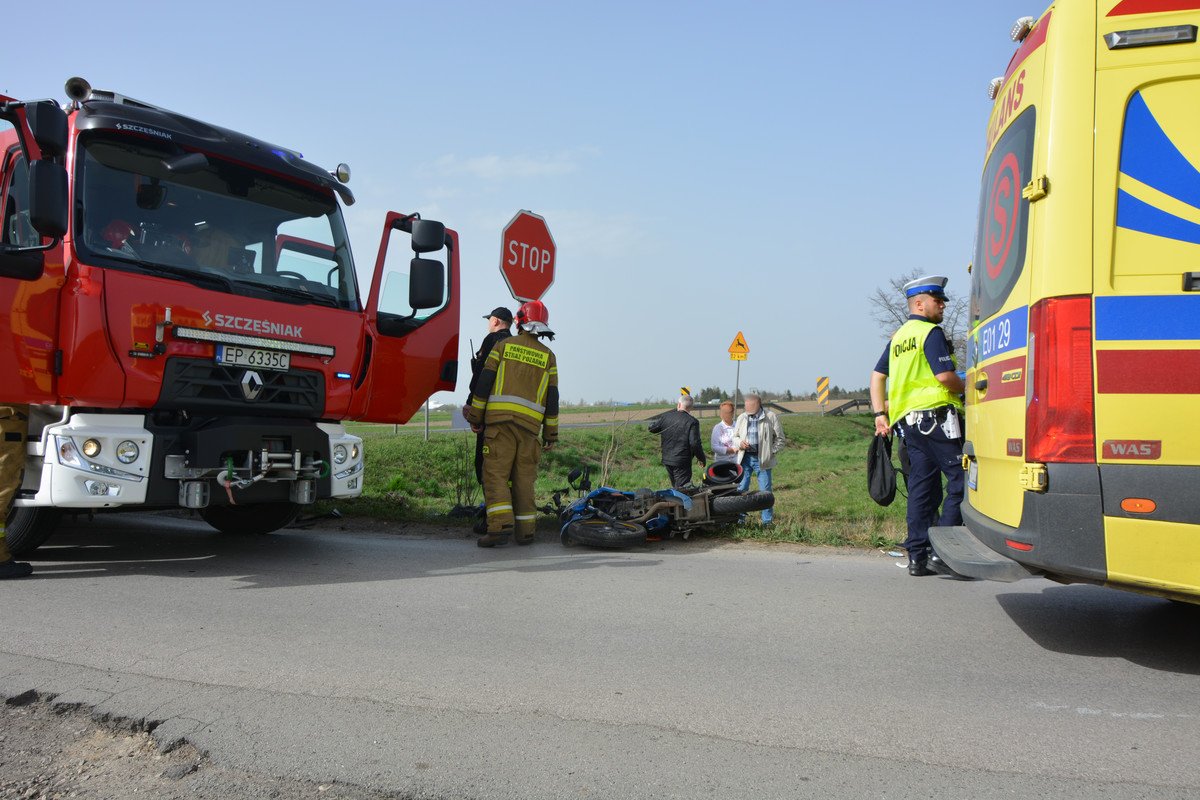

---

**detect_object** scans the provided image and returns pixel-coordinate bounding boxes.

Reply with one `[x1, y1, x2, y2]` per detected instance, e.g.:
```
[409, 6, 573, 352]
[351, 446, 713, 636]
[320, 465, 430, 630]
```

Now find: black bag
[867, 434, 897, 506]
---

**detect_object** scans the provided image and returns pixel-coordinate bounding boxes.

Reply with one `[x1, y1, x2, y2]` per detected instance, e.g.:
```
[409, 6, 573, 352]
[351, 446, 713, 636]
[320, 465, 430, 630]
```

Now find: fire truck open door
[0, 96, 68, 405]
[350, 212, 460, 424]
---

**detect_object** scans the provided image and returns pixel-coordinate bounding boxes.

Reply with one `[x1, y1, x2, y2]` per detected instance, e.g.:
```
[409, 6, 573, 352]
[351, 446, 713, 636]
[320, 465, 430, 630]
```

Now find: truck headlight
[333, 444, 348, 465]
[116, 440, 140, 464]
[82, 438, 102, 458]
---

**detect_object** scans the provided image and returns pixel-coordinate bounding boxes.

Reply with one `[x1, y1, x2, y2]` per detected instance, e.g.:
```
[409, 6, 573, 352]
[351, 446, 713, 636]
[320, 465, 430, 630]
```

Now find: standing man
[710, 400, 738, 465]
[732, 394, 785, 525]
[465, 306, 513, 484]
[869, 275, 966, 577]
[648, 392, 706, 489]
[0, 404, 33, 578]
[464, 301, 558, 547]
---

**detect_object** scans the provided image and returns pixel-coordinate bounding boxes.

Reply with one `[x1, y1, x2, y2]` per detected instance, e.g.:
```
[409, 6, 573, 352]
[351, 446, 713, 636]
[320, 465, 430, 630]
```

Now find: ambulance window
[971, 107, 1035, 324]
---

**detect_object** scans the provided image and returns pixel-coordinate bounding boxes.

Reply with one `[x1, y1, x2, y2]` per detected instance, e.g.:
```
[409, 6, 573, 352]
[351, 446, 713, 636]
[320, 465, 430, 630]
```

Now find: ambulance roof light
[987, 77, 1004, 101]
[1104, 25, 1197, 50]
[1011, 17, 1035, 43]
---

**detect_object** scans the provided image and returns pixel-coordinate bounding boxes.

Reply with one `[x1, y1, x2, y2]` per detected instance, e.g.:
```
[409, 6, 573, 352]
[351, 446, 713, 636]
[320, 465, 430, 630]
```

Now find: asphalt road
[2, 513, 1197, 799]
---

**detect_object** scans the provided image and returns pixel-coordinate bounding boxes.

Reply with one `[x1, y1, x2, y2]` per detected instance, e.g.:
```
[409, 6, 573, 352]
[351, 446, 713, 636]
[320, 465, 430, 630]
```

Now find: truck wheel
[200, 502, 301, 536]
[4, 508, 62, 556]
[712, 491, 774, 515]
[562, 518, 647, 548]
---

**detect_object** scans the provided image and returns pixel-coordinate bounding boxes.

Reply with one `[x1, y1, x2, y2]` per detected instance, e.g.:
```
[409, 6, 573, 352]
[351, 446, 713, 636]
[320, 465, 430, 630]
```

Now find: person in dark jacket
[465, 307, 513, 483]
[648, 393, 706, 489]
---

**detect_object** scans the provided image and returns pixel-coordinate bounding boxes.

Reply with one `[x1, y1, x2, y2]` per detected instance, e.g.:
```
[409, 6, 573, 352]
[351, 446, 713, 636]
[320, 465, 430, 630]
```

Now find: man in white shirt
[710, 400, 738, 465]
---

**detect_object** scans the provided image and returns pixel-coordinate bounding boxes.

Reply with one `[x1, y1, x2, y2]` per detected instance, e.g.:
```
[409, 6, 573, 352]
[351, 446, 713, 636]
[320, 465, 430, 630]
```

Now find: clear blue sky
[6, 0, 1038, 405]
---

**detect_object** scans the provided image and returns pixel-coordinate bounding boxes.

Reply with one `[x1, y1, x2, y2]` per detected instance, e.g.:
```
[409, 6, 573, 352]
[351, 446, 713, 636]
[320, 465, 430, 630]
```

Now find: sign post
[500, 210, 556, 302]
[728, 331, 749, 408]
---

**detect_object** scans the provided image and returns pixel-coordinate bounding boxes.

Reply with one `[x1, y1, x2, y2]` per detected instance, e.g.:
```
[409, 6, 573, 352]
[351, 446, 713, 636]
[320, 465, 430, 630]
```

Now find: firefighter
[463, 301, 559, 547]
[0, 404, 33, 578]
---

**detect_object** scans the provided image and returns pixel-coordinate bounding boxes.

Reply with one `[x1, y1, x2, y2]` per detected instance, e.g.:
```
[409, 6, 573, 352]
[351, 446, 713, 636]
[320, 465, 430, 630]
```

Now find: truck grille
[158, 358, 324, 417]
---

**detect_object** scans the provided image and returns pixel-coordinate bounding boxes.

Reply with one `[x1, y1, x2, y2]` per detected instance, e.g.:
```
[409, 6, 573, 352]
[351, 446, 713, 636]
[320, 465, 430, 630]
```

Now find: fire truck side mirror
[409, 219, 446, 254]
[25, 101, 68, 159]
[408, 257, 445, 310]
[28, 161, 68, 239]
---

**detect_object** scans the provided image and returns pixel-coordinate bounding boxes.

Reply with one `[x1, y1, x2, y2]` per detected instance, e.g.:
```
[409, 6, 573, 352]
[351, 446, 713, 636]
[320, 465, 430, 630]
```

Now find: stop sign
[500, 210, 555, 302]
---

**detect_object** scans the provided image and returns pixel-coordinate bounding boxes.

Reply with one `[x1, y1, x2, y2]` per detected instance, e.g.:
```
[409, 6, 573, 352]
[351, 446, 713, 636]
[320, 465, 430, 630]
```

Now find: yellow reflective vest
[464, 331, 559, 441]
[887, 318, 962, 424]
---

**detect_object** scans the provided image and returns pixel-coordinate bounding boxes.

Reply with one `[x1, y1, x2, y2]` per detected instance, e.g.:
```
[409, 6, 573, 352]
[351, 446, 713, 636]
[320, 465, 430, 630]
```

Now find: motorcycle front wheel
[561, 518, 648, 548]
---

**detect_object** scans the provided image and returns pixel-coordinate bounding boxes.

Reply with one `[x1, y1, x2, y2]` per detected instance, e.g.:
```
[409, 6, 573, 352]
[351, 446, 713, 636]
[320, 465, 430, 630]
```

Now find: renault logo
[241, 370, 265, 401]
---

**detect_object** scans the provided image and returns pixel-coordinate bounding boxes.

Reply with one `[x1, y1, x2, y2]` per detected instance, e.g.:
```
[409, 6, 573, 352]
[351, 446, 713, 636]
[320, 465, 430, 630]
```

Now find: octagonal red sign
[500, 210, 555, 302]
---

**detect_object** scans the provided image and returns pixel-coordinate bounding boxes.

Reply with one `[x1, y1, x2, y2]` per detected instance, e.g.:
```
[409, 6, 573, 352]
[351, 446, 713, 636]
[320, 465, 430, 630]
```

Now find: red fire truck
[0, 78, 459, 552]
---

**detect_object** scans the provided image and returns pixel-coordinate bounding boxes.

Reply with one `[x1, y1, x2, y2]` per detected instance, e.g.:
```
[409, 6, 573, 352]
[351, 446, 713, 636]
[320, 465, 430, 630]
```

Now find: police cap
[903, 275, 949, 300]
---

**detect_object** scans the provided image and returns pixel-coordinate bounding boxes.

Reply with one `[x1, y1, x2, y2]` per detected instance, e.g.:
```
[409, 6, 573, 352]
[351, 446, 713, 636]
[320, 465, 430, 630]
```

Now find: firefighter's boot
[0, 529, 32, 579]
[477, 528, 512, 548]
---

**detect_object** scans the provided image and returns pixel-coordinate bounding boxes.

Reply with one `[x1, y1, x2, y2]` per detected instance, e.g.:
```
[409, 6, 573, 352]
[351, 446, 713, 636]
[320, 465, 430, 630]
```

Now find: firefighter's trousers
[0, 405, 28, 561]
[481, 422, 541, 537]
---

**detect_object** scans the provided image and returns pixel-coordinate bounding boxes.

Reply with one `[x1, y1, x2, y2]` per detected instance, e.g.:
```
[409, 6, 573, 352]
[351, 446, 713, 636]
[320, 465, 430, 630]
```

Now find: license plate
[967, 459, 979, 491]
[216, 345, 290, 372]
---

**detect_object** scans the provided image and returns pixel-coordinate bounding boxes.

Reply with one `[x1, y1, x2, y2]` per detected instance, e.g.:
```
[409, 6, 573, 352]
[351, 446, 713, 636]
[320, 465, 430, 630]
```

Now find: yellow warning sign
[817, 376, 830, 406]
[728, 331, 749, 355]
[730, 352, 747, 361]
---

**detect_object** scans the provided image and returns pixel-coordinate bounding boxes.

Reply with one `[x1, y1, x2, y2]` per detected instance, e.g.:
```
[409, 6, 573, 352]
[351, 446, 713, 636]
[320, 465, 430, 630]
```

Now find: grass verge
[325, 413, 905, 550]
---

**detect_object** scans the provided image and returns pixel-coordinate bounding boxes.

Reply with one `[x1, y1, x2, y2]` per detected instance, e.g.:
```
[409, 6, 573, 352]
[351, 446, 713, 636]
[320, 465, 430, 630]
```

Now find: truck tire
[712, 491, 774, 515]
[200, 502, 301, 536]
[4, 508, 62, 556]
[561, 518, 647, 548]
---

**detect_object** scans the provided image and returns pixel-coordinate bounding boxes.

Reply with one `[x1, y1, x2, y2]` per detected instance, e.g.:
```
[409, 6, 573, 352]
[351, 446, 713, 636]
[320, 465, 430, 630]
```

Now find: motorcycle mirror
[567, 467, 582, 486]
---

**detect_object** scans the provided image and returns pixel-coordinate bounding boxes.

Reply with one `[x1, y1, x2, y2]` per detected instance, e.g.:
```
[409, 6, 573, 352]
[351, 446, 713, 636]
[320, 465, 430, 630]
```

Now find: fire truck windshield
[75, 133, 359, 310]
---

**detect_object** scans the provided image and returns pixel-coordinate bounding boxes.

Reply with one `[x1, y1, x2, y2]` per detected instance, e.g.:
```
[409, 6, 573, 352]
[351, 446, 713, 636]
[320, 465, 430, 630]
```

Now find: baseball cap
[484, 306, 513, 323]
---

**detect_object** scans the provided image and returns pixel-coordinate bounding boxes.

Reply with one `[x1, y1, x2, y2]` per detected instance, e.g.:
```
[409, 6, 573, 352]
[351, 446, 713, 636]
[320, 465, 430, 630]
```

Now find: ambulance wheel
[712, 491, 774, 515]
[4, 508, 61, 556]
[200, 502, 301, 536]
[562, 518, 647, 548]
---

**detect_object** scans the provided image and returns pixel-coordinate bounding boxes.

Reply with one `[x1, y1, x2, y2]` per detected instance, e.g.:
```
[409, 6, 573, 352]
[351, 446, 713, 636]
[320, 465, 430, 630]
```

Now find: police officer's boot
[907, 558, 935, 577]
[477, 527, 512, 548]
[0, 531, 33, 579]
[929, 554, 972, 580]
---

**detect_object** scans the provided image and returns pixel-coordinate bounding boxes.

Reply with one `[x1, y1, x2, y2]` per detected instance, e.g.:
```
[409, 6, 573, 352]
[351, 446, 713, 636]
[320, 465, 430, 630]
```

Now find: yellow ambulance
[931, 0, 1200, 603]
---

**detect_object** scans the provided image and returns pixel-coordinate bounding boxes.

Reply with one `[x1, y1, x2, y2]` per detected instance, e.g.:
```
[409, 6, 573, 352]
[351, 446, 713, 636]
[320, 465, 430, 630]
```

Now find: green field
[329, 413, 907, 549]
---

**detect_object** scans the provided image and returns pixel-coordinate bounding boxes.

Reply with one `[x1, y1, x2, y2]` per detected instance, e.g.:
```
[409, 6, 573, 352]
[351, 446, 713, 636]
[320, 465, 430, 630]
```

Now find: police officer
[0, 404, 33, 578]
[869, 276, 966, 577]
[466, 306, 513, 485]
[464, 301, 559, 547]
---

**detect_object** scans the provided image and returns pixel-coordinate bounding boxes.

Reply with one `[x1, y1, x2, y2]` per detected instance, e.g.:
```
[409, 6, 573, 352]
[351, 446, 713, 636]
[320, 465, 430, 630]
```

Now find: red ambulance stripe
[1096, 349, 1200, 393]
[1004, 11, 1051, 84]
[1108, 0, 1200, 16]
[976, 355, 1027, 402]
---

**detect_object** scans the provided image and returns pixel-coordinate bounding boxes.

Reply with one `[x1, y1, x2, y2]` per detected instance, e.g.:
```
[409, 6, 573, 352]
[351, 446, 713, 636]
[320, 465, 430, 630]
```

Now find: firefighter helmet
[516, 301, 553, 336]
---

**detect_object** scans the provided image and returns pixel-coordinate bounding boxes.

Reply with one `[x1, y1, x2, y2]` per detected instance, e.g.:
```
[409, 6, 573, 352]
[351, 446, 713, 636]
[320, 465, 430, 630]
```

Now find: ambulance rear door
[1093, 10, 1200, 591]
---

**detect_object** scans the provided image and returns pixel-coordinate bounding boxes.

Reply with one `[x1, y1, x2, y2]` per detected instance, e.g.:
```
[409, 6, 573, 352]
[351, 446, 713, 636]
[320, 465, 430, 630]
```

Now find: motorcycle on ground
[545, 462, 774, 548]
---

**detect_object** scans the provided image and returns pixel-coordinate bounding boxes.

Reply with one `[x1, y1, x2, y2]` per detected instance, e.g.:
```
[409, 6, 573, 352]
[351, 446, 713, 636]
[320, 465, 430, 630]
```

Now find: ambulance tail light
[1026, 296, 1095, 463]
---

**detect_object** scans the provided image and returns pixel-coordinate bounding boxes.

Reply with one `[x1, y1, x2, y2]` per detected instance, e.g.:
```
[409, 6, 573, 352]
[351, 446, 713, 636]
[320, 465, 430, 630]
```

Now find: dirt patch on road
[1, 694, 395, 800]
